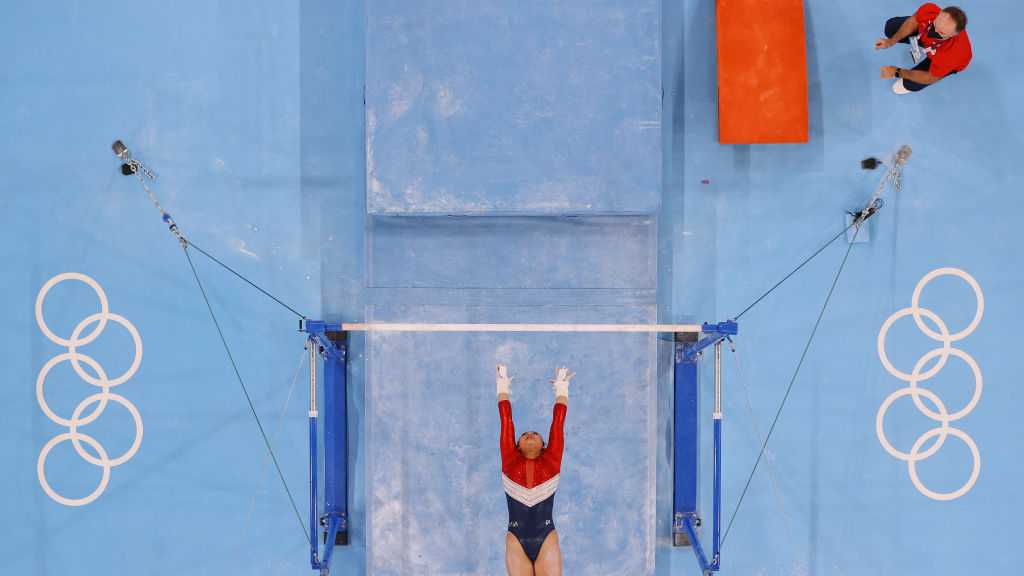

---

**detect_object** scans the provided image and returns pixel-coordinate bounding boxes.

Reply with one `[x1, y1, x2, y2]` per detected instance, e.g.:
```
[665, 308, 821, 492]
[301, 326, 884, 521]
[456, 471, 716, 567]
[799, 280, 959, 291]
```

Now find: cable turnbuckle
[849, 197, 884, 226]
[161, 212, 188, 248]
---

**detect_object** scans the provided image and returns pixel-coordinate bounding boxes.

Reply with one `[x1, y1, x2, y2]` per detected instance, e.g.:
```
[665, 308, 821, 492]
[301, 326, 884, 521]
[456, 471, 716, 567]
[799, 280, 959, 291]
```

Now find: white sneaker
[892, 79, 910, 94]
[909, 35, 924, 64]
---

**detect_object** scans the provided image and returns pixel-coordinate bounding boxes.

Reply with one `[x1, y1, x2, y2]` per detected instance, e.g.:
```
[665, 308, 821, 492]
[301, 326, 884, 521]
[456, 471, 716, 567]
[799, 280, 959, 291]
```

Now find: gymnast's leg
[506, 532, 534, 576]
[533, 531, 562, 576]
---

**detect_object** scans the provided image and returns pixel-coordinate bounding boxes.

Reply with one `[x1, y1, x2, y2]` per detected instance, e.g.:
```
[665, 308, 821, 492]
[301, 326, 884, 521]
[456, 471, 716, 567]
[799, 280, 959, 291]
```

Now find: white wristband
[551, 366, 573, 398]
[496, 364, 512, 397]
[553, 380, 569, 398]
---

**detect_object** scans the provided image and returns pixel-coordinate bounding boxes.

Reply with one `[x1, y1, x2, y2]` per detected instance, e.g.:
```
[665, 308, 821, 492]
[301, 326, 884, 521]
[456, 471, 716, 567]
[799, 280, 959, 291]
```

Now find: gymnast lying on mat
[497, 364, 573, 576]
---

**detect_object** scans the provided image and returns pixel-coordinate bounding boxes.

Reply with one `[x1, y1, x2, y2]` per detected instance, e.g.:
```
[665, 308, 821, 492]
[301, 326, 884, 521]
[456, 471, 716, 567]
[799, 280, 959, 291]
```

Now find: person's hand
[880, 66, 899, 79]
[550, 366, 575, 399]
[496, 364, 512, 396]
[875, 38, 894, 50]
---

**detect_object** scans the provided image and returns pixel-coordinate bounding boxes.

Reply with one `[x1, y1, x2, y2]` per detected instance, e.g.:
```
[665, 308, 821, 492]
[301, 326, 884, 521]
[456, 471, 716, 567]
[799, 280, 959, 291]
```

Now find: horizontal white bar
[340, 322, 702, 333]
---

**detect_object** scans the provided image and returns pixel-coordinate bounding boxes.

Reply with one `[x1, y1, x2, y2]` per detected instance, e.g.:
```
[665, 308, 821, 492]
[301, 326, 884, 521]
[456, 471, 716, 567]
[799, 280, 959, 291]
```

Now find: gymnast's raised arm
[496, 364, 517, 465]
[547, 367, 573, 459]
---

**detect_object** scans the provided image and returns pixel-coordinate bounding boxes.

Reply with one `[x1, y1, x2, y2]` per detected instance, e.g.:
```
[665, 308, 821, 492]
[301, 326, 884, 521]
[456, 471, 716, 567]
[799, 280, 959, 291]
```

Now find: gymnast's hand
[550, 366, 574, 400]
[874, 38, 894, 50]
[496, 364, 513, 397]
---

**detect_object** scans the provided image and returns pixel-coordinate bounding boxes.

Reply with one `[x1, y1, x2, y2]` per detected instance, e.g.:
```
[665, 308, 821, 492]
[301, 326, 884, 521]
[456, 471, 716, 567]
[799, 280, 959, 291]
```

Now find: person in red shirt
[875, 4, 972, 94]
[496, 364, 572, 576]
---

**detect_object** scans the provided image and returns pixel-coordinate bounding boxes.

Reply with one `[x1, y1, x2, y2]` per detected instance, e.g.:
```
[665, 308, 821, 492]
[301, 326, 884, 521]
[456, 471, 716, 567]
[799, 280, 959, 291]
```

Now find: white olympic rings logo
[876, 267, 982, 501]
[35, 272, 144, 507]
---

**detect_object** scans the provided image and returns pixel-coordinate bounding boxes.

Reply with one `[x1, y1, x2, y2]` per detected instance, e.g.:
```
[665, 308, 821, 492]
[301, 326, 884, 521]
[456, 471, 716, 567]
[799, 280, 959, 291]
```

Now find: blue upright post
[303, 321, 349, 575]
[308, 339, 321, 569]
[673, 333, 701, 547]
[322, 329, 349, 548]
[711, 341, 723, 568]
[673, 321, 735, 575]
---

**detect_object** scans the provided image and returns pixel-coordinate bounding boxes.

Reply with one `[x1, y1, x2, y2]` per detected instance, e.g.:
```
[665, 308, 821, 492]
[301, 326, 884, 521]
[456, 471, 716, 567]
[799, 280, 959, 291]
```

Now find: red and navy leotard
[499, 399, 567, 562]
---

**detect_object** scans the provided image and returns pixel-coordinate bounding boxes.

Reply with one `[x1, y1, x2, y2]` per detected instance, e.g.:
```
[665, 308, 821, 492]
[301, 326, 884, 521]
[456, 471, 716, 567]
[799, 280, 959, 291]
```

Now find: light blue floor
[1, 2, 1021, 575]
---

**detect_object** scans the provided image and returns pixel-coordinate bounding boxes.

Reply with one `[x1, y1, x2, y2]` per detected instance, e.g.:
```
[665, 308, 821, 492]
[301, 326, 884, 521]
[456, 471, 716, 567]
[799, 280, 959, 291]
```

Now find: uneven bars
[339, 323, 703, 333]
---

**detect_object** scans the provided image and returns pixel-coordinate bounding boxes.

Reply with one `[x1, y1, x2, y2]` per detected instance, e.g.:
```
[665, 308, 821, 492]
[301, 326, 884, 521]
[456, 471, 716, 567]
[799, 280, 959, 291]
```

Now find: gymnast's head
[517, 431, 545, 459]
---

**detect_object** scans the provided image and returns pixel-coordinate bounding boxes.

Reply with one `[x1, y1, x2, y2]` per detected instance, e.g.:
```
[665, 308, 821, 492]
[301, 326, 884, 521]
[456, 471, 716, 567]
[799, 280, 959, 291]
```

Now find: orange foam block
[716, 0, 808, 144]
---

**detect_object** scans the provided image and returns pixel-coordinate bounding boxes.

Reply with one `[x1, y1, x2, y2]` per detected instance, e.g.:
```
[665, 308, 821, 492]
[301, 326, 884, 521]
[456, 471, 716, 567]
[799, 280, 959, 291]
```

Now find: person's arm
[547, 400, 567, 460]
[875, 16, 919, 49]
[880, 65, 941, 84]
[899, 67, 941, 84]
[499, 397, 517, 463]
[546, 366, 573, 459]
[497, 365, 517, 464]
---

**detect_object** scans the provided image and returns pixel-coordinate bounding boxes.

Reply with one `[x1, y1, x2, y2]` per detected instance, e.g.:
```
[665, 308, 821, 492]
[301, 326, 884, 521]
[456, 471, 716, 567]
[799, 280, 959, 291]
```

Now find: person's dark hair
[943, 6, 967, 32]
[517, 432, 545, 450]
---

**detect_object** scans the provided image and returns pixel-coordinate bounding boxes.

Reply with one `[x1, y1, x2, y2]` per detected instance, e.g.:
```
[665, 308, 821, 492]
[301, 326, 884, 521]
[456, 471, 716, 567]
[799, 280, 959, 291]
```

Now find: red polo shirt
[915, 3, 972, 77]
